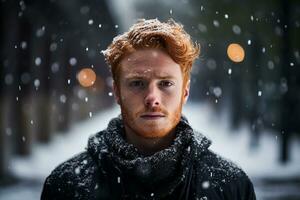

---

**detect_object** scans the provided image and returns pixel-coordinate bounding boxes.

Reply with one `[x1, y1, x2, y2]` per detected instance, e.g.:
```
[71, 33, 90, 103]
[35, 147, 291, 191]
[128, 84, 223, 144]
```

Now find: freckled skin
[113, 49, 190, 139]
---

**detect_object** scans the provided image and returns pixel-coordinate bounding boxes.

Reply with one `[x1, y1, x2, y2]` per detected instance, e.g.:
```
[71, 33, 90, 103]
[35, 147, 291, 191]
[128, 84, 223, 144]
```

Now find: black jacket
[41, 116, 256, 200]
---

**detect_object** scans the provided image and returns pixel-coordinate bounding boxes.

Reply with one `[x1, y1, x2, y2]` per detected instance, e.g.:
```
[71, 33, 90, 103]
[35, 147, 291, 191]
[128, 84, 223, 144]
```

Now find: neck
[124, 125, 176, 156]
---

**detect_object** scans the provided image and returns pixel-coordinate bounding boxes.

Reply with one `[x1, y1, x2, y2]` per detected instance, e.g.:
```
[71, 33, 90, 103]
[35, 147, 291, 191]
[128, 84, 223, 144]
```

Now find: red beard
[119, 96, 184, 138]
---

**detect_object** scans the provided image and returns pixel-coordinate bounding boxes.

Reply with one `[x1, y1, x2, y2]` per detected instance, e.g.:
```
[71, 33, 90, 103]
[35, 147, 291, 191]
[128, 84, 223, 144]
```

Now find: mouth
[140, 113, 165, 120]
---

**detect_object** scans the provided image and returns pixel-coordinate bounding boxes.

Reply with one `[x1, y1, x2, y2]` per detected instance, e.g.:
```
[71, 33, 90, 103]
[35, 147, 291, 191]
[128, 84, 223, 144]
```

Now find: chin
[137, 129, 170, 138]
[134, 121, 175, 138]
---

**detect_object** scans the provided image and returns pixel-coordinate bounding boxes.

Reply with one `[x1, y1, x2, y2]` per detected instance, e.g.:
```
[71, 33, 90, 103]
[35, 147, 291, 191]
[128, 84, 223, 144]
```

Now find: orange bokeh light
[227, 43, 245, 63]
[77, 68, 96, 87]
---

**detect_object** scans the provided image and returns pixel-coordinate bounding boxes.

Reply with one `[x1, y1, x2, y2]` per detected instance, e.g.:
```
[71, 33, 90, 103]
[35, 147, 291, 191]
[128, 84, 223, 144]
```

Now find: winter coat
[41, 116, 256, 200]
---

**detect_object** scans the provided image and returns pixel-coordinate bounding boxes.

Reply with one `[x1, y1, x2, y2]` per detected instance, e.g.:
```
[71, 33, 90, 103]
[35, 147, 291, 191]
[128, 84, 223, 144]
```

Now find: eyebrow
[124, 74, 176, 80]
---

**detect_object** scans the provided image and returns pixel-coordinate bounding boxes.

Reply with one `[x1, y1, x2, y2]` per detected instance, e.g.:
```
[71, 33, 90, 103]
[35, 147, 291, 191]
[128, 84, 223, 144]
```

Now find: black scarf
[88, 116, 211, 199]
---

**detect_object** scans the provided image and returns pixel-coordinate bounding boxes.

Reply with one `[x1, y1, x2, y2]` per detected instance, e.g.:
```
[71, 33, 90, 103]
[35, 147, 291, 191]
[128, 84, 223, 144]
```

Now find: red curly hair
[102, 18, 200, 85]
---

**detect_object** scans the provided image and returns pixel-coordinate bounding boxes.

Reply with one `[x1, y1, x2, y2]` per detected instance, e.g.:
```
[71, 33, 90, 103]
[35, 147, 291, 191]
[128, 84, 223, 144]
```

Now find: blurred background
[0, 0, 300, 199]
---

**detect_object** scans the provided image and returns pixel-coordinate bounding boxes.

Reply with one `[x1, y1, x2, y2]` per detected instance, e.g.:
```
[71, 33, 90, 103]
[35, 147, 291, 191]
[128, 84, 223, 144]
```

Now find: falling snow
[74, 167, 80, 175]
[88, 19, 94, 25]
[258, 91, 262, 96]
[60, 95, 67, 103]
[34, 79, 40, 87]
[20, 41, 27, 49]
[69, 57, 77, 66]
[51, 62, 60, 73]
[36, 26, 45, 37]
[35, 57, 42, 66]
[268, 61, 275, 70]
[202, 181, 210, 189]
[232, 25, 241, 35]
[19, 0, 26, 11]
[213, 20, 220, 27]
[213, 87, 222, 98]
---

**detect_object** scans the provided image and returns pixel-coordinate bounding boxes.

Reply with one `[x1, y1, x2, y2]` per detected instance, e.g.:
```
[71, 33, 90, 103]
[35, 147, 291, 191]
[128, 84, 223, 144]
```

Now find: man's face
[113, 49, 190, 138]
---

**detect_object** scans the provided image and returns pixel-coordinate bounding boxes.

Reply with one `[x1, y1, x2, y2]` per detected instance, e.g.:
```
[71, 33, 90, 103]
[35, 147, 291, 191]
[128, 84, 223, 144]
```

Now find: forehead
[119, 49, 182, 78]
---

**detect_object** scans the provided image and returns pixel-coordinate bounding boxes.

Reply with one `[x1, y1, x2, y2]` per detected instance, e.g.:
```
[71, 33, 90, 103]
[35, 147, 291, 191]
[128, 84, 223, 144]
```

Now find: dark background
[0, 0, 300, 199]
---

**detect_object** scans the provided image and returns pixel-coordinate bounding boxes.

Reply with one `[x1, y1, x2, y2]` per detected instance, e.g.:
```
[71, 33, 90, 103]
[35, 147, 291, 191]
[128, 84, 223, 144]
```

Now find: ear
[182, 80, 190, 104]
[113, 81, 121, 105]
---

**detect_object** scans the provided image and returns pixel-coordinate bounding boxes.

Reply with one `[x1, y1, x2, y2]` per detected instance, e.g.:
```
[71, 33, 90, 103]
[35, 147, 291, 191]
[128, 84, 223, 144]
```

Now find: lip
[140, 113, 165, 119]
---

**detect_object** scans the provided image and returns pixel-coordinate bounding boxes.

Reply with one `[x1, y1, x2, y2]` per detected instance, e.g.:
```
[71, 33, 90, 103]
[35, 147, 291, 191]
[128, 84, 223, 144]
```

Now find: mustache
[136, 105, 168, 116]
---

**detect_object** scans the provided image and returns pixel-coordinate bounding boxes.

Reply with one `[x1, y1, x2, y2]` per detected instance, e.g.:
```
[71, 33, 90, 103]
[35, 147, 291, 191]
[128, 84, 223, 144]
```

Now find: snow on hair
[102, 18, 200, 83]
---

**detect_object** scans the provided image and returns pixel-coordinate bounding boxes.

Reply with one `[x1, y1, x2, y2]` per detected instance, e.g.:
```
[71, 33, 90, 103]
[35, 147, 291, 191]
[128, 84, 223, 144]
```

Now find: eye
[159, 80, 174, 88]
[129, 80, 145, 88]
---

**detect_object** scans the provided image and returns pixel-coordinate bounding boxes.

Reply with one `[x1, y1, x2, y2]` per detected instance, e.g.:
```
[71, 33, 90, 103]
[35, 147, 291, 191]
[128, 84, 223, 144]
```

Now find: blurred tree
[0, 0, 117, 182]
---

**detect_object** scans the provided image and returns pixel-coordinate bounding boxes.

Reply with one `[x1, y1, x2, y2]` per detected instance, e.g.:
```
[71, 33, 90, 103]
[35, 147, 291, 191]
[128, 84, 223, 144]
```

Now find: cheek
[119, 89, 142, 109]
[163, 88, 183, 106]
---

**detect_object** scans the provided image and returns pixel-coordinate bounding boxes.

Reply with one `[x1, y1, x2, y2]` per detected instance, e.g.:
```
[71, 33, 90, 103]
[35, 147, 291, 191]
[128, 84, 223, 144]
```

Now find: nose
[144, 83, 160, 108]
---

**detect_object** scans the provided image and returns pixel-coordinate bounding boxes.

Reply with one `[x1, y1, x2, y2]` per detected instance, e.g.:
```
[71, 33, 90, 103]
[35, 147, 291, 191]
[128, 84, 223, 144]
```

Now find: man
[41, 19, 256, 200]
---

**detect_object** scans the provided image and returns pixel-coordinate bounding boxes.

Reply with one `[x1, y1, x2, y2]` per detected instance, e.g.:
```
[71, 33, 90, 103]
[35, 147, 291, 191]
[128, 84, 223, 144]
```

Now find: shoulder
[191, 131, 249, 185]
[41, 151, 99, 199]
[197, 149, 246, 182]
[48, 151, 98, 180]
[193, 149, 256, 199]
